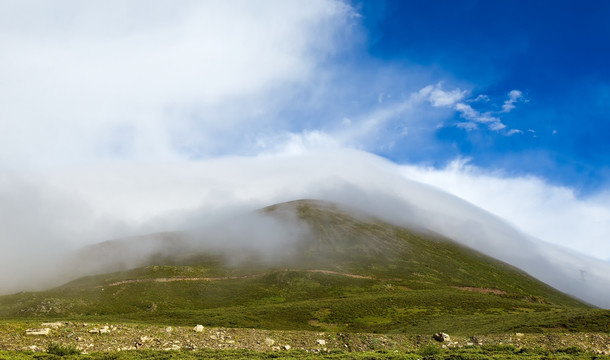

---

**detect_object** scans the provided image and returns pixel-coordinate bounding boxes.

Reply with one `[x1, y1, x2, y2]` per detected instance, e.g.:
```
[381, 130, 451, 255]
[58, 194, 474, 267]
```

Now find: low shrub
[419, 344, 442, 359]
[47, 343, 81, 356]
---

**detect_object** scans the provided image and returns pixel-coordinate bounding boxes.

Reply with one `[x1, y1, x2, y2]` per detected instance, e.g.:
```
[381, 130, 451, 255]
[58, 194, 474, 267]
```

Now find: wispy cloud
[456, 122, 478, 130]
[454, 103, 506, 130]
[502, 89, 524, 112]
[416, 84, 526, 132]
[469, 94, 490, 103]
[418, 83, 467, 107]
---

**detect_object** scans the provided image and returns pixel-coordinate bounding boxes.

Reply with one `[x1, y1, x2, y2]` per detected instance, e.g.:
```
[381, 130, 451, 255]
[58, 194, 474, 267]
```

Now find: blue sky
[355, 0, 610, 194]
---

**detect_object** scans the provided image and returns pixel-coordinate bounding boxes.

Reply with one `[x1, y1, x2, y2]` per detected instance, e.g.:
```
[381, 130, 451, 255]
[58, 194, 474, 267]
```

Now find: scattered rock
[5, 324, 610, 354]
[433, 332, 451, 342]
[25, 328, 51, 336]
[27, 345, 42, 352]
[193, 325, 204, 332]
[41, 322, 64, 329]
[165, 326, 173, 333]
[100, 326, 110, 334]
[140, 336, 151, 343]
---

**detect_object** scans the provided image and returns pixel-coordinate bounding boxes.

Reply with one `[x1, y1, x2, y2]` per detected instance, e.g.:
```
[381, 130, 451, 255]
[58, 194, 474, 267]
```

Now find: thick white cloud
[401, 159, 610, 261]
[0, 0, 354, 166]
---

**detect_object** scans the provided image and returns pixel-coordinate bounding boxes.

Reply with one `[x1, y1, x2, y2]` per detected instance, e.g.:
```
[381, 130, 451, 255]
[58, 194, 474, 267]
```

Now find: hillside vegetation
[0, 200, 608, 337]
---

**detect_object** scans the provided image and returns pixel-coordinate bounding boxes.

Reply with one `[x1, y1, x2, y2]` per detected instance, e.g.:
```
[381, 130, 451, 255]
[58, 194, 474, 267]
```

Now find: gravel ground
[2, 321, 610, 355]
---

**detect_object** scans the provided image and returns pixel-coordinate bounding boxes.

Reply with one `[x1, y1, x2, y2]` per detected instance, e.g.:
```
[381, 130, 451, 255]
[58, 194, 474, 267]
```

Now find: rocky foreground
[1, 321, 610, 355]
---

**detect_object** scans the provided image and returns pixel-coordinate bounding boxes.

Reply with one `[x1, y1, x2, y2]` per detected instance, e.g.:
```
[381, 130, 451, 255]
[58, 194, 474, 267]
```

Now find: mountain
[1, 199, 608, 335]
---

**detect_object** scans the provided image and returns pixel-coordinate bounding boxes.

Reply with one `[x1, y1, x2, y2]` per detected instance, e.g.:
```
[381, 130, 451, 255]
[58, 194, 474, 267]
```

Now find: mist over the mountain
[1, 150, 609, 308]
[1, 0, 609, 316]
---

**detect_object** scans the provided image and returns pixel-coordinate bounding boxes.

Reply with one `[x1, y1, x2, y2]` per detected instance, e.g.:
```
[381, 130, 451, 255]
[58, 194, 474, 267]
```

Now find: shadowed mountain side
[61, 232, 194, 277]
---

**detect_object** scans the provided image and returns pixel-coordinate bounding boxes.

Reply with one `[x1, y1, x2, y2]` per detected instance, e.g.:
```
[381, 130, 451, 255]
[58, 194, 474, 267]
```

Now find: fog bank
[1, 150, 609, 307]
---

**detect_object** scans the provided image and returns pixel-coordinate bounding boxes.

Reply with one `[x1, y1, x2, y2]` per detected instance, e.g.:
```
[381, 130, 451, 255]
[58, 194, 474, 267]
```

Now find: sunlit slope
[264, 200, 585, 305]
[1, 199, 608, 334]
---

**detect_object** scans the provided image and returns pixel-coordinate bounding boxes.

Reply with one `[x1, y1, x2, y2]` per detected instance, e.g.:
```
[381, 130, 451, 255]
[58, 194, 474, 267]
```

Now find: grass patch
[0, 348, 608, 360]
[46, 343, 81, 356]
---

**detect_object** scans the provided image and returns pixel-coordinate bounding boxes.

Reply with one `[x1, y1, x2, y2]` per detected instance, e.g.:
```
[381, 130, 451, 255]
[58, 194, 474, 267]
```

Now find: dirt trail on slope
[104, 269, 375, 287]
[452, 286, 508, 295]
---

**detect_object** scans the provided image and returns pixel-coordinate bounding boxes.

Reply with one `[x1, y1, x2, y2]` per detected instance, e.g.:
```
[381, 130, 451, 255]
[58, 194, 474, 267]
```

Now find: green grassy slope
[0, 199, 607, 335]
